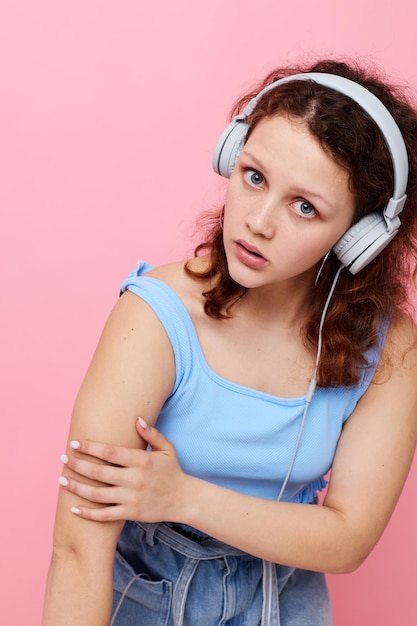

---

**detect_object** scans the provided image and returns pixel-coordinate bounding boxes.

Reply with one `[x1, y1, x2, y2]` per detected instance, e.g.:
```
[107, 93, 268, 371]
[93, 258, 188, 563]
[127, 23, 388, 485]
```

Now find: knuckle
[90, 486, 103, 502]
[141, 454, 153, 471]
[126, 469, 145, 491]
[102, 444, 118, 462]
[89, 464, 104, 481]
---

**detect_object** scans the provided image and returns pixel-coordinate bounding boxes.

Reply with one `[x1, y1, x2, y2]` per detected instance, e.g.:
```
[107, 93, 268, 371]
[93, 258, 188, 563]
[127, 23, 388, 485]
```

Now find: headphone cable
[276, 263, 344, 502]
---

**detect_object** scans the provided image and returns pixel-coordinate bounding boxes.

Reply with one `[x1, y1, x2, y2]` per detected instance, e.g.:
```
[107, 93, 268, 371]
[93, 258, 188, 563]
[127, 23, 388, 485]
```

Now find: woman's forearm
[42, 546, 114, 626]
[42, 504, 122, 626]
[180, 476, 358, 574]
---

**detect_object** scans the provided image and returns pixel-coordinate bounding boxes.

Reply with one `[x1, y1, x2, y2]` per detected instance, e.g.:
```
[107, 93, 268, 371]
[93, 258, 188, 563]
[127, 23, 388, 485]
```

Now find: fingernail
[138, 417, 148, 429]
[60, 454, 69, 464]
[71, 507, 81, 515]
[70, 440, 81, 450]
[58, 476, 69, 487]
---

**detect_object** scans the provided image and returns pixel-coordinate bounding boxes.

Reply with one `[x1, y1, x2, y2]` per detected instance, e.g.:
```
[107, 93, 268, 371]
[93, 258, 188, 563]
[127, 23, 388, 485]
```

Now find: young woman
[42, 59, 417, 625]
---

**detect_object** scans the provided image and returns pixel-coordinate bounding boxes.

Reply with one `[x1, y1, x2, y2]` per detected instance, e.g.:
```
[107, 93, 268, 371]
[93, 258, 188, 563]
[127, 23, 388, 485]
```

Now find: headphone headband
[212, 72, 409, 273]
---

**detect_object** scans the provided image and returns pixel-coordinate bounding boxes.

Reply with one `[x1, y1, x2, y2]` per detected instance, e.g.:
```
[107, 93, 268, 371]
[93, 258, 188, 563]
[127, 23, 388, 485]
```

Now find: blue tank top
[121, 261, 388, 504]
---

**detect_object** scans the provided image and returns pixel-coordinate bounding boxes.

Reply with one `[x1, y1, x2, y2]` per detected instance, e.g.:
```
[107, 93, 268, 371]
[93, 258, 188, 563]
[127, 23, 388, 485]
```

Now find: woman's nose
[245, 202, 277, 239]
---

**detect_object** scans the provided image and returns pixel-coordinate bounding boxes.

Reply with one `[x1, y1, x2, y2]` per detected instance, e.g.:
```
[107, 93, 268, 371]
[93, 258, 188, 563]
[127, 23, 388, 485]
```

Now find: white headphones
[213, 73, 409, 274]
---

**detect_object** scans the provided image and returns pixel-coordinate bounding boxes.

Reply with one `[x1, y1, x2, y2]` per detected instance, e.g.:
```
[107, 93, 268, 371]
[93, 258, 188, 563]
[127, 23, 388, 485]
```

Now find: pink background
[1, 1, 416, 624]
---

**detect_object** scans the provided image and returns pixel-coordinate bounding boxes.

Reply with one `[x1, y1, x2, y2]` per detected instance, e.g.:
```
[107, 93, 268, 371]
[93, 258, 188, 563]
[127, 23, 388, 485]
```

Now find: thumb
[136, 417, 172, 452]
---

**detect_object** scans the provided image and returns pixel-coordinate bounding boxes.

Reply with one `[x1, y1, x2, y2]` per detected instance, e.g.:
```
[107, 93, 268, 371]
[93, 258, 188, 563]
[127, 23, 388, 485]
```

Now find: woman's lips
[235, 240, 268, 269]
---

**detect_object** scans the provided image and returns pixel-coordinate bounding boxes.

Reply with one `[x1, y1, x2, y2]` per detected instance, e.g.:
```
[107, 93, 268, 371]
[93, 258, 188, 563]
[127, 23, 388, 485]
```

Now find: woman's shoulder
[146, 257, 209, 283]
[145, 257, 210, 311]
[145, 259, 188, 283]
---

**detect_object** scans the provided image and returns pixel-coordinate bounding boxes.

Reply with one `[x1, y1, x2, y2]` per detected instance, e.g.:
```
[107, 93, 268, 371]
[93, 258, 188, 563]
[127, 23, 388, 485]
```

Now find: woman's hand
[59, 418, 188, 523]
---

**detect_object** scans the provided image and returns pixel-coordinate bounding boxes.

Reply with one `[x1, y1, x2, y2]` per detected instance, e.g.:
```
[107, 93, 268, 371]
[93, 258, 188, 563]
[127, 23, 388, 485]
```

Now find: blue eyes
[294, 200, 316, 217]
[244, 169, 264, 187]
[242, 168, 317, 219]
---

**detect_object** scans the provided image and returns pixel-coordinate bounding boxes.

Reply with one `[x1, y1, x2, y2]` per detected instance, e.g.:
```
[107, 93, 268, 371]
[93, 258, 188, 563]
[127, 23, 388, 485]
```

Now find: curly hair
[186, 59, 417, 387]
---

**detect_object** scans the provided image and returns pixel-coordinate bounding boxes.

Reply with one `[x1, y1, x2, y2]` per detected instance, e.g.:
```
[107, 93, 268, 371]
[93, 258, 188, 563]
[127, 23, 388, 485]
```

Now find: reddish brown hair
[186, 59, 417, 387]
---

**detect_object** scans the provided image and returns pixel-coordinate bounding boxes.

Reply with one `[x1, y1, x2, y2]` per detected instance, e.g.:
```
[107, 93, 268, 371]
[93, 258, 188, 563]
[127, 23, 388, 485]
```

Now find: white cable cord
[262, 264, 344, 626]
[276, 264, 344, 502]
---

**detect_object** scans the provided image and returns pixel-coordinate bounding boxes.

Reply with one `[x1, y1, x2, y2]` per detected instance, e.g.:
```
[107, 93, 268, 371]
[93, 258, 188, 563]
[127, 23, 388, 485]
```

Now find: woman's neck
[234, 274, 316, 328]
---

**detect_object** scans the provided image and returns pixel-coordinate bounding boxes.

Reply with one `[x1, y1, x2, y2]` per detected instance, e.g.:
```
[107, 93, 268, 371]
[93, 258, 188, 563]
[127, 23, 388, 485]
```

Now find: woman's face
[222, 114, 356, 291]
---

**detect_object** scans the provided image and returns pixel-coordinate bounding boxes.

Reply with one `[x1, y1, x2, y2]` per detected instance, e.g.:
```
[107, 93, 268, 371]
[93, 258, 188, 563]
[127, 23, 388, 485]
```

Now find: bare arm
[42, 291, 175, 625]
[59, 310, 417, 574]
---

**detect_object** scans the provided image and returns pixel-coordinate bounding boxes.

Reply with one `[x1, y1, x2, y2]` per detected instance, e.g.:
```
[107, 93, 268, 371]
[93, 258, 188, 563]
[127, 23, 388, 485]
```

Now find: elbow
[50, 540, 78, 562]
[47, 537, 116, 589]
[51, 524, 86, 560]
[48, 540, 85, 574]
[327, 539, 373, 574]
[332, 554, 366, 575]
[50, 533, 116, 571]
[50, 510, 122, 567]
[320, 506, 378, 574]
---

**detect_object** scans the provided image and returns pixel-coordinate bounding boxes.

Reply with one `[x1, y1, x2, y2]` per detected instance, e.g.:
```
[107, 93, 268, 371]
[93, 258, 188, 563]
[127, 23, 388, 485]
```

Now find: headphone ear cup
[212, 120, 249, 178]
[333, 212, 398, 274]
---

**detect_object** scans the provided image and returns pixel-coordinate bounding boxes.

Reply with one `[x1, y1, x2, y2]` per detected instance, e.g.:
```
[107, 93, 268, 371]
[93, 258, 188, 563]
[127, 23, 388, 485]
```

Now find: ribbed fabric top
[121, 261, 387, 503]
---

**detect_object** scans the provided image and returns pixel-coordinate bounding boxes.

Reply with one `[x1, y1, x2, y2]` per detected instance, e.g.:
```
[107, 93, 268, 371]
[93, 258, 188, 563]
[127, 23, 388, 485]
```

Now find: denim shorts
[110, 520, 331, 626]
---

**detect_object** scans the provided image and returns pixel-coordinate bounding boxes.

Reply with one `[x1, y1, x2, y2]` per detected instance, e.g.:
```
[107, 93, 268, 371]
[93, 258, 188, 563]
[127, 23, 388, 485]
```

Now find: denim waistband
[139, 521, 249, 559]
[112, 517, 330, 626]
[135, 522, 281, 625]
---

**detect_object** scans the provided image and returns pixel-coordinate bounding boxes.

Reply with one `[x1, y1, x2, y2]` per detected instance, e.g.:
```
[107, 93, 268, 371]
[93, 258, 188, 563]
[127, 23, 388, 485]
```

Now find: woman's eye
[293, 199, 316, 218]
[243, 169, 264, 187]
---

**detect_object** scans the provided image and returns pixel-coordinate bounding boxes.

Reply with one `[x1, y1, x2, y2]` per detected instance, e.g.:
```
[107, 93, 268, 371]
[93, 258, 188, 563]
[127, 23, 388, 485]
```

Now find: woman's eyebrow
[239, 150, 265, 170]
